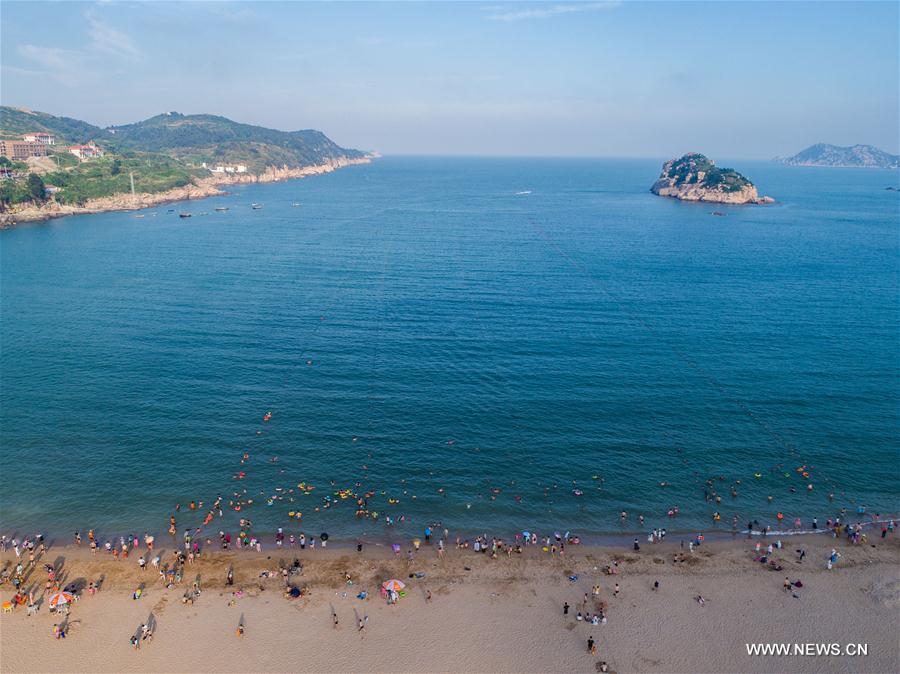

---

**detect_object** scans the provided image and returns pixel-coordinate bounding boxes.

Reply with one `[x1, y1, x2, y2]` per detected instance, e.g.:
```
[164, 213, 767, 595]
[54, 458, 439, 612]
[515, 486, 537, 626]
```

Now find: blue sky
[1, 1, 897, 158]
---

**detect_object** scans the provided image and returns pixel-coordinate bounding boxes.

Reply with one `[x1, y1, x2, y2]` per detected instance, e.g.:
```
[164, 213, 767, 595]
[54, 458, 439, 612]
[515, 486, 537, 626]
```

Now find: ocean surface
[1, 157, 897, 543]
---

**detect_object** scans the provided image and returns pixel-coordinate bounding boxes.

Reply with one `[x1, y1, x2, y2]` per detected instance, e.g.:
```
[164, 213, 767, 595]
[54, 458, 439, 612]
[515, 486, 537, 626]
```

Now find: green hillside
[0, 107, 100, 143]
[107, 112, 365, 170]
[44, 153, 198, 204]
[664, 153, 752, 193]
[0, 107, 367, 207]
[108, 112, 363, 161]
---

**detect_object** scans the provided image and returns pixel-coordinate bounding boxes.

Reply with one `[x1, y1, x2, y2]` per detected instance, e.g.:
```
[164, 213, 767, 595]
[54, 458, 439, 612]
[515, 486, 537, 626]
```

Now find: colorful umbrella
[382, 579, 406, 592]
[48, 591, 75, 607]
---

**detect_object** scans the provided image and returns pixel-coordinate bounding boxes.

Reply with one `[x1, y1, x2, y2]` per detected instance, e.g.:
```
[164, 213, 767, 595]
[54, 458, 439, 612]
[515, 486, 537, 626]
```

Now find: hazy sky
[2, 1, 898, 158]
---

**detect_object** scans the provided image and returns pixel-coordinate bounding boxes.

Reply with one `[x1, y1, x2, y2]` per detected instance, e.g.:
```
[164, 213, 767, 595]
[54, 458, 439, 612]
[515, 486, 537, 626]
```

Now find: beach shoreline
[2, 510, 895, 556]
[1, 532, 897, 673]
[0, 156, 372, 229]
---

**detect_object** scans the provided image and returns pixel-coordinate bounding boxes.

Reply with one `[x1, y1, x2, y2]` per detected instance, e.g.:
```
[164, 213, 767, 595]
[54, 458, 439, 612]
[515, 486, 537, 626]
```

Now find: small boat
[251, 203, 263, 210]
[515, 190, 532, 195]
[292, 202, 301, 207]
[134, 214, 145, 219]
[179, 212, 192, 218]
[214, 206, 229, 212]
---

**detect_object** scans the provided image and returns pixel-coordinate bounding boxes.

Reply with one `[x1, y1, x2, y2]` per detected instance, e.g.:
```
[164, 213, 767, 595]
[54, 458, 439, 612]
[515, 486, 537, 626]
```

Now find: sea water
[1, 157, 897, 542]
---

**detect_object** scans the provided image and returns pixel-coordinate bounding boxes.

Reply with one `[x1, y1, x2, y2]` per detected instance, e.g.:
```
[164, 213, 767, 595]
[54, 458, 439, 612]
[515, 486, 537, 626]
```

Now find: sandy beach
[1, 533, 897, 673]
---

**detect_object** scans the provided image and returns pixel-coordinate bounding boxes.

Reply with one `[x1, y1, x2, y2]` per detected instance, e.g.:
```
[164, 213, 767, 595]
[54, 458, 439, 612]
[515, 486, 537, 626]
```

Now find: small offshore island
[651, 153, 773, 205]
[777, 143, 899, 169]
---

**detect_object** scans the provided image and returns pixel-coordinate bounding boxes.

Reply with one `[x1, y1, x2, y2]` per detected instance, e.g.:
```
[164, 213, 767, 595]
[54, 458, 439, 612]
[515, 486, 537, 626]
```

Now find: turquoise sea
[1, 157, 897, 542]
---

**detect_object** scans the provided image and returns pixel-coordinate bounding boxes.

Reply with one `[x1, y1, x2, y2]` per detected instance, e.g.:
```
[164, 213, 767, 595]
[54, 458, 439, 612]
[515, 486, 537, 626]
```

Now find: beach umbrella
[382, 579, 406, 592]
[48, 591, 75, 608]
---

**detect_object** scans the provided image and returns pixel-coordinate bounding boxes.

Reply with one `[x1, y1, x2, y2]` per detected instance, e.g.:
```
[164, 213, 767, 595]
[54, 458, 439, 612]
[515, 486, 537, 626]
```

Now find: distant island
[651, 153, 773, 205]
[776, 143, 899, 169]
[0, 107, 373, 226]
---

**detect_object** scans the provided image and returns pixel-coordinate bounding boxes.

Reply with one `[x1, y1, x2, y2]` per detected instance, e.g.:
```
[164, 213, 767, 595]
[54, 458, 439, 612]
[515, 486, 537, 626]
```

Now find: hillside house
[23, 132, 56, 145]
[203, 163, 248, 174]
[69, 142, 105, 160]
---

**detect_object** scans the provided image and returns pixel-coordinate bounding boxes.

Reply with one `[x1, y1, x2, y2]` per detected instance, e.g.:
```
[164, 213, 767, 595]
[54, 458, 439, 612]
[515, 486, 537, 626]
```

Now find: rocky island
[651, 153, 773, 205]
[776, 143, 899, 169]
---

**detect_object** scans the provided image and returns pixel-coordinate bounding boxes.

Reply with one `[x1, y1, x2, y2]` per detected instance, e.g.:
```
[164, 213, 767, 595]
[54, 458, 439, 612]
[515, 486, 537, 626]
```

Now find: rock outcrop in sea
[651, 153, 773, 205]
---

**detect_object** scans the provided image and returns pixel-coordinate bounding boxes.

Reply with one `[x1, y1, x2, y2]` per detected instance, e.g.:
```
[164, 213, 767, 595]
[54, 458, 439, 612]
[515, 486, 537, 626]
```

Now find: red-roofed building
[69, 142, 105, 160]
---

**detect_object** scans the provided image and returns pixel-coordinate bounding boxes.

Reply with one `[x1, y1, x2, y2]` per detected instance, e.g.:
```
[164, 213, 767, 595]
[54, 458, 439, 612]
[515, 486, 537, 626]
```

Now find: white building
[23, 132, 56, 145]
[69, 142, 105, 160]
[206, 163, 248, 174]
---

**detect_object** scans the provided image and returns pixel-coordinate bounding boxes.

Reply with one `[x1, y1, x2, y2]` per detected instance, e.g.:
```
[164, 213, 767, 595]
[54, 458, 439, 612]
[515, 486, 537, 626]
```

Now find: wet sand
[1, 535, 898, 673]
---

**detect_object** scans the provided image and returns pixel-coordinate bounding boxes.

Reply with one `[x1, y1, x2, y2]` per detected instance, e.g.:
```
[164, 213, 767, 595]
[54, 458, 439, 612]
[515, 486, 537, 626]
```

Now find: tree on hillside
[110, 158, 122, 175]
[26, 173, 47, 202]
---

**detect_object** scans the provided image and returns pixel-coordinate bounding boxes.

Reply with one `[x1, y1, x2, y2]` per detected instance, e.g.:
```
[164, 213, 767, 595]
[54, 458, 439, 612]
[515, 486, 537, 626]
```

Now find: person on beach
[588, 636, 596, 655]
[653, 580, 659, 591]
[227, 569, 234, 586]
[613, 584, 620, 597]
[563, 602, 569, 615]
[332, 609, 339, 629]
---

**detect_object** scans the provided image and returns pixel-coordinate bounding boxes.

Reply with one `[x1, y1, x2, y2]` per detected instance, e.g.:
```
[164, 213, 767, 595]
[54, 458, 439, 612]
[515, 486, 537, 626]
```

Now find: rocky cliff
[651, 153, 773, 205]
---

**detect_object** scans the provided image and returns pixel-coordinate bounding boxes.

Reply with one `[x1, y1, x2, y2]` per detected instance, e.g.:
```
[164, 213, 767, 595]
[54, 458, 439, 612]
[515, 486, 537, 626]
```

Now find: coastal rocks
[0, 182, 225, 227]
[0, 156, 372, 228]
[206, 156, 371, 187]
[651, 153, 773, 205]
